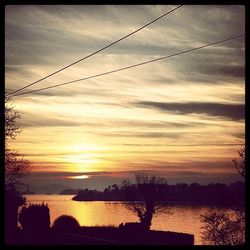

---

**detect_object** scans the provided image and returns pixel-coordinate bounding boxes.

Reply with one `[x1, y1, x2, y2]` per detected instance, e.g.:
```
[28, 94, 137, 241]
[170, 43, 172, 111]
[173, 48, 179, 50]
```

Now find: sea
[21, 194, 233, 245]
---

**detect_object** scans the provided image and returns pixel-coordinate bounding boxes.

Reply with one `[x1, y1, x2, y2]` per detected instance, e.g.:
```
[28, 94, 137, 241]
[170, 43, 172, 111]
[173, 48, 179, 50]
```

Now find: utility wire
[9, 33, 244, 97]
[6, 5, 183, 97]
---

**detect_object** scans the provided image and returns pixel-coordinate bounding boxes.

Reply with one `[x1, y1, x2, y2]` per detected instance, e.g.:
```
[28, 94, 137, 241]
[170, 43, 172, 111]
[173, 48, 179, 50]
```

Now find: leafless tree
[232, 147, 245, 178]
[5, 97, 21, 142]
[5, 97, 30, 187]
[5, 148, 30, 186]
[122, 172, 169, 230]
[200, 148, 245, 245]
[201, 210, 245, 245]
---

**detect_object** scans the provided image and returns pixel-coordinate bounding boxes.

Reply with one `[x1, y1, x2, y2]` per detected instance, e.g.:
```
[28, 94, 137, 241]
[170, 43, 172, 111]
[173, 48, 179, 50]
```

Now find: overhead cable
[6, 5, 183, 97]
[9, 33, 244, 97]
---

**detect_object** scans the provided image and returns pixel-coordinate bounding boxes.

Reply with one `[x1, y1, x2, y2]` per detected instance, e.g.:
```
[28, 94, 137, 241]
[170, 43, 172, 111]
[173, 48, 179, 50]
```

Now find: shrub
[52, 215, 80, 232]
[18, 203, 50, 232]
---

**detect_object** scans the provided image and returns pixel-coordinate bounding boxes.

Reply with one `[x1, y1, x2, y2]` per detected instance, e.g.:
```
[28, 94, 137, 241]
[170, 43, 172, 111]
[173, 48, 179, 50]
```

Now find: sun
[69, 175, 89, 180]
[62, 143, 105, 172]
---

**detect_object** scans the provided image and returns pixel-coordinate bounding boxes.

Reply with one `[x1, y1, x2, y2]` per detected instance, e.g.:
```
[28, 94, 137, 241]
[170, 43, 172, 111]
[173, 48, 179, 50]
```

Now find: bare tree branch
[232, 147, 245, 178]
[5, 97, 31, 188]
[122, 172, 170, 230]
[200, 148, 245, 245]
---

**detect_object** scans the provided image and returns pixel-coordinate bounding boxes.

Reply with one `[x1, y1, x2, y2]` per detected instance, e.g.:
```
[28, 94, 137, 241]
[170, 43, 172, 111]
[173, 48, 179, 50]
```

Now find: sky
[5, 5, 245, 191]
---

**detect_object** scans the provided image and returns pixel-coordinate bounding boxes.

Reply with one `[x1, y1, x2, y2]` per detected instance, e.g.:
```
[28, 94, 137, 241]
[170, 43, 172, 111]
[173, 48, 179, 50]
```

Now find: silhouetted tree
[73, 181, 244, 205]
[52, 215, 80, 232]
[5, 184, 26, 244]
[201, 148, 245, 245]
[122, 172, 169, 230]
[5, 96, 30, 187]
[19, 203, 50, 232]
[201, 210, 245, 245]
[5, 97, 31, 243]
[232, 147, 245, 178]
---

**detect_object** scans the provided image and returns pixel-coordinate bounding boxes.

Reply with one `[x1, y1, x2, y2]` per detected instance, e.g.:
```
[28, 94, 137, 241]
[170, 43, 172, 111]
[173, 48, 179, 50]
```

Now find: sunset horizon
[5, 5, 245, 246]
[5, 5, 245, 191]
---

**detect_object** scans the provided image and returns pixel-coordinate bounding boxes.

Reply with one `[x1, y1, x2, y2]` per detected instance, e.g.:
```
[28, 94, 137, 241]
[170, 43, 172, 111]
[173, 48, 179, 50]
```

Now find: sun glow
[66, 144, 102, 152]
[60, 143, 106, 172]
[69, 175, 89, 179]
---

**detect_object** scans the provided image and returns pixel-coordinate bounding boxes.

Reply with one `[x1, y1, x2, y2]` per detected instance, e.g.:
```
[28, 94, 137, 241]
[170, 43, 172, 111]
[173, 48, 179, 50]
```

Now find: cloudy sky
[5, 5, 245, 191]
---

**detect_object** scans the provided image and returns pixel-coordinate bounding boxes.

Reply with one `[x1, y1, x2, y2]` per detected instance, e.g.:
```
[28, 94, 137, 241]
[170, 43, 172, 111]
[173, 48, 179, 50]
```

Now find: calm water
[21, 194, 231, 245]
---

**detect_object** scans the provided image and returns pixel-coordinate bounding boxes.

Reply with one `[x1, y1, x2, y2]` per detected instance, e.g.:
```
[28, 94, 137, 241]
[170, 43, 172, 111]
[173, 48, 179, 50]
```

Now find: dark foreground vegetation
[8, 225, 194, 245]
[73, 181, 244, 207]
[5, 203, 194, 245]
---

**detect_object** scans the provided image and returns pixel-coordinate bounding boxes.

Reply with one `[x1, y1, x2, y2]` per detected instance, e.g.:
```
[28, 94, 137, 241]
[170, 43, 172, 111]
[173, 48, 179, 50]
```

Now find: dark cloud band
[136, 101, 245, 121]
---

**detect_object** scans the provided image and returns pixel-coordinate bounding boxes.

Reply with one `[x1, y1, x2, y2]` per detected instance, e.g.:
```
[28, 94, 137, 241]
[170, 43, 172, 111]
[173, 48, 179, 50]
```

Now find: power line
[9, 33, 244, 97]
[6, 5, 183, 97]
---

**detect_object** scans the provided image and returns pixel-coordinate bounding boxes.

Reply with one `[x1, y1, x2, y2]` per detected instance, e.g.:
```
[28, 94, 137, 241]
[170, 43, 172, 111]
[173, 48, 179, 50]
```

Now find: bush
[52, 215, 80, 232]
[18, 203, 50, 232]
